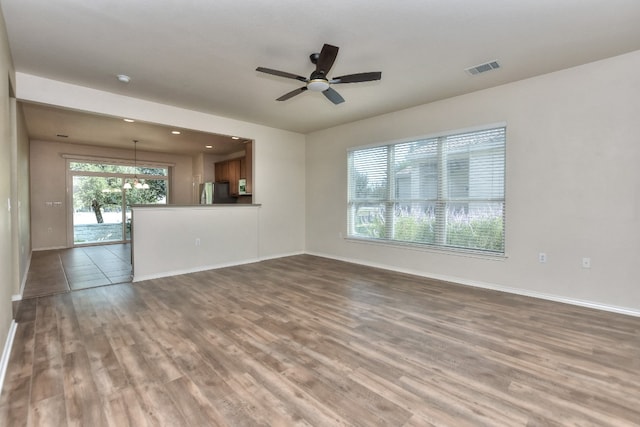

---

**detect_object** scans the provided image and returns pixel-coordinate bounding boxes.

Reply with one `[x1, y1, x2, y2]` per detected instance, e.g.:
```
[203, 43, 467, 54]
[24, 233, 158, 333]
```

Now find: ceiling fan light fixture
[307, 79, 330, 92]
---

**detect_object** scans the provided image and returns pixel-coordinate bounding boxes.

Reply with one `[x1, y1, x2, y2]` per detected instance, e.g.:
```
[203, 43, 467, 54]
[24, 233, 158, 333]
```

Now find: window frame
[347, 124, 506, 256]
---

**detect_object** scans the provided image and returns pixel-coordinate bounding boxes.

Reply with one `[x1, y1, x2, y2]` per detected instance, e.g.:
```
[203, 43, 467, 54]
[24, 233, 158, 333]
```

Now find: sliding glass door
[69, 160, 168, 246]
[72, 175, 126, 244]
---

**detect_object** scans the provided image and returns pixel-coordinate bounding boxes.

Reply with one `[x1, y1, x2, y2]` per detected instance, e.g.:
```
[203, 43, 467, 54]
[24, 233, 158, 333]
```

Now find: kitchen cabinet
[214, 141, 253, 197]
[214, 157, 243, 195]
[244, 141, 253, 194]
[214, 161, 228, 183]
[228, 158, 241, 195]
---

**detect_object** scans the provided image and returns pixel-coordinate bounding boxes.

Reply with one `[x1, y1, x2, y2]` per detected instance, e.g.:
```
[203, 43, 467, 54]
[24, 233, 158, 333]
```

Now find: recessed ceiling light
[117, 74, 131, 83]
[205, 145, 213, 149]
[171, 130, 181, 135]
[123, 118, 135, 123]
[231, 136, 240, 140]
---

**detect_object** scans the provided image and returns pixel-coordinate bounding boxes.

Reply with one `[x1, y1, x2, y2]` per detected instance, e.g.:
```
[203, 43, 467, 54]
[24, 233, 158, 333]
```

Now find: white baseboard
[305, 251, 640, 318]
[259, 250, 305, 262]
[0, 320, 18, 396]
[32, 245, 67, 251]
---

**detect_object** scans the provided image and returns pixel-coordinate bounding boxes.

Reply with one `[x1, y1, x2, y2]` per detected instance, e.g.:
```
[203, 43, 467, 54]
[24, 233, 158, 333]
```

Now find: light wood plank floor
[2, 255, 639, 426]
[23, 244, 131, 299]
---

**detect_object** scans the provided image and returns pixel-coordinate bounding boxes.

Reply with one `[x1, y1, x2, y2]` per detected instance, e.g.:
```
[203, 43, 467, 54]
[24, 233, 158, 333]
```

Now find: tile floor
[23, 243, 131, 299]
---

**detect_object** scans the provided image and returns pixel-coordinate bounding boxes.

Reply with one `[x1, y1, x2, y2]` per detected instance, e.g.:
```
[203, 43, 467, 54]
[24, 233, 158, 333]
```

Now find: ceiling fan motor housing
[310, 70, 326, 79]
[309, 52, 321, 64]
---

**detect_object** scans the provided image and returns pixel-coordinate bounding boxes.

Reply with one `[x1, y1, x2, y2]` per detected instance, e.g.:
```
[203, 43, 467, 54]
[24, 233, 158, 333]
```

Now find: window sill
[343, 236, 507, 261]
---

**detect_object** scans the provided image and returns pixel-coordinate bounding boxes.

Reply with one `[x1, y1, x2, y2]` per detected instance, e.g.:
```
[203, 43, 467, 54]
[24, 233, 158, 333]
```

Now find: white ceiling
[2, 0, 640, 153]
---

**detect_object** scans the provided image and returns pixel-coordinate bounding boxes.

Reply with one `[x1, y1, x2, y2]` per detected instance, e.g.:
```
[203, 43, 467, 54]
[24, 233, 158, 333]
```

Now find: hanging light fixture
[124, 140, 149, 190]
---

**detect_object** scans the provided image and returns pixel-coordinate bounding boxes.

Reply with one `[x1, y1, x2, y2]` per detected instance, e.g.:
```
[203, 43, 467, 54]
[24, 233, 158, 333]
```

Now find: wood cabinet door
[228, 158, 241, 195]
[215, 161, 229, 182]
[244, 141, 253, 194]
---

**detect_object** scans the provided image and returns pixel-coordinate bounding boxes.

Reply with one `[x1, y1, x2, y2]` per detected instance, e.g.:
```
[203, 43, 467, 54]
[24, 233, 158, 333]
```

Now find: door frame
[68, 172, 130, 247]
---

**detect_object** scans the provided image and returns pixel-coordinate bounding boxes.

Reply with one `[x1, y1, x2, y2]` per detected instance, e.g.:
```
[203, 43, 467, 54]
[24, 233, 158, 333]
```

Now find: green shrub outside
[394, 216, 435, 243]
[356, 215, 503, 252]
[445, 216, 504, 252]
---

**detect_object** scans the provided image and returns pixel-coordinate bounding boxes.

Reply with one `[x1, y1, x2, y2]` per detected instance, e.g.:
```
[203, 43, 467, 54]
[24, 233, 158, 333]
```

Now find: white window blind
[348, 126, 506, 253]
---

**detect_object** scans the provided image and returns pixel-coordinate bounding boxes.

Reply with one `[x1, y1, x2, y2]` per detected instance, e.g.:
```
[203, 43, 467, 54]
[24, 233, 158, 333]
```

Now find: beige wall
[30, 140, 195, 250]
[306, 50, 640, 314]
[0, 6, 14, 346]
[1, 5, 29, 379]
[14, 101, 30, 294]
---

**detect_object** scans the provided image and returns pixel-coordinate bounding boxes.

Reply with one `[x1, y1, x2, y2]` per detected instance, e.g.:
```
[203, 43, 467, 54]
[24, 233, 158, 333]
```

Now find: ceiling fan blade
[277, 86, 308, 101]
[331, 71, 382, 84]
[322, 87, 345, 105]
[316, 44, 339, 75]
[256, 67, 307, 82]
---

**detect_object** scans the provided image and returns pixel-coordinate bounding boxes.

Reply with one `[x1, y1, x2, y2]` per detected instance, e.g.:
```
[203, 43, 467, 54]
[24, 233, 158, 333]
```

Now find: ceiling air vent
[465, 60, 500, 76]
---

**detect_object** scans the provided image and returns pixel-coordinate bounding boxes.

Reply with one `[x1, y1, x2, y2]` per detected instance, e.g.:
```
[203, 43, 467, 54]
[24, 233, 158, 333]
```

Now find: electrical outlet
[195, 238, 201, 246]
[582, 257, 591, 268]
[538, 252, 547, 263]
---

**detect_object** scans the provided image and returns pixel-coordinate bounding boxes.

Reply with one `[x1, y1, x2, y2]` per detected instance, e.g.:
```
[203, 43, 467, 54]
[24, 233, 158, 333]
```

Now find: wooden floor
[23, 244, 131, 299]
[2, 255, 639, 426]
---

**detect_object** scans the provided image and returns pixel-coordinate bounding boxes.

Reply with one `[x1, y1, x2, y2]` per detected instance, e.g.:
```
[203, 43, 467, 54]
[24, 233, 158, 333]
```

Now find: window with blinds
[347, 126, 506, 254]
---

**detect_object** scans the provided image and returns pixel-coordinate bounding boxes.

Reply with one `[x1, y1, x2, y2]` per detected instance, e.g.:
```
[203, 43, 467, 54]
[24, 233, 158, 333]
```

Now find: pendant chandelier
[123, 139, 149, 190]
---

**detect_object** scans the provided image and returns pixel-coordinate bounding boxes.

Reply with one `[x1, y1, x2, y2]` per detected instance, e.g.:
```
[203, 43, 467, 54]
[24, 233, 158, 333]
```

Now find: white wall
[18, 74, 306, 260]
[306, 50, 640, 314]
[132, 205, 260, 281]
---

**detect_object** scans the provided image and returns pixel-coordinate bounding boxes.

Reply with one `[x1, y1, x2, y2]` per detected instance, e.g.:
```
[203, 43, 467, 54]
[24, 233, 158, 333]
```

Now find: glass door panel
[73, 176, 125, 244]
[123, 179, 168, 241]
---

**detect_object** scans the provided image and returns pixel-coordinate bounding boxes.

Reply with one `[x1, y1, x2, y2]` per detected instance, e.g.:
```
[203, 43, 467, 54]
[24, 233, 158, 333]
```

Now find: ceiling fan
[256, 43, 382, 104]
